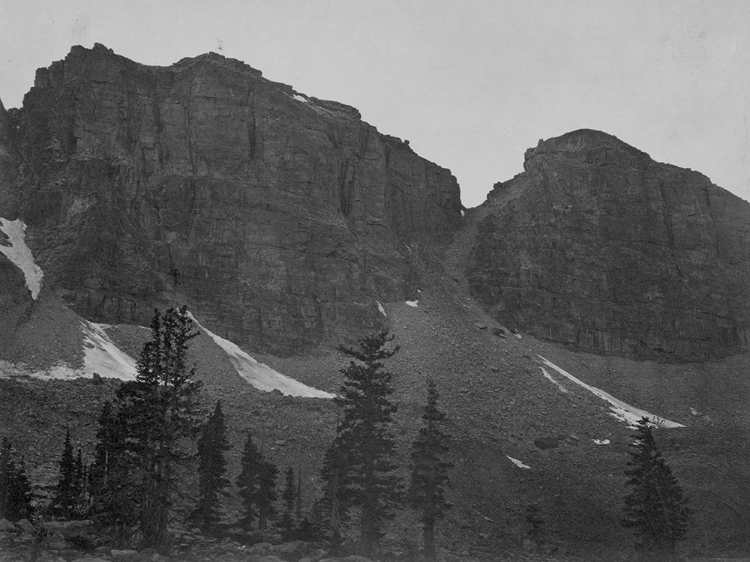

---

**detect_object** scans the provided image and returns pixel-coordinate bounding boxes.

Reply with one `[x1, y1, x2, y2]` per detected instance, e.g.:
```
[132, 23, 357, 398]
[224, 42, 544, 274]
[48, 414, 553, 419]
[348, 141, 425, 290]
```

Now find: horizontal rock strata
[467, 129, 750, 360]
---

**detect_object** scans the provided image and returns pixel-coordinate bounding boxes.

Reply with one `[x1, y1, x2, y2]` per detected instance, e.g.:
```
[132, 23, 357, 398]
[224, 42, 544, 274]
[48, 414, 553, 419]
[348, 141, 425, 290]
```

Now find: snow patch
[293, 94, 307, 103]
[461, 209, 465, 217]
[81, 322, 138, 380]
[540, 367, 569, 393]
[538, 356, 685, 428]
[189, 313, 333, 398]
[0, 218, 44, 299]
[3, 321, 138, 381]
[593, 439, 611, 445]
[514, 333, 522, 339]
[507, 456, 531, 469]
[690, 407, 699, 416]
[377, 301, 387, 317]
[405, 300, 418, 308]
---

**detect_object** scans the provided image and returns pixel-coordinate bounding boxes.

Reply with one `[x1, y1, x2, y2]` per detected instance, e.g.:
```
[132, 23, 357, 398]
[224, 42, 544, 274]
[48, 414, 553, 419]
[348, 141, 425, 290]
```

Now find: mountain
[465, 129, 750, 361]
[0, 43, 461, 355]
[1, 46, 750, 559]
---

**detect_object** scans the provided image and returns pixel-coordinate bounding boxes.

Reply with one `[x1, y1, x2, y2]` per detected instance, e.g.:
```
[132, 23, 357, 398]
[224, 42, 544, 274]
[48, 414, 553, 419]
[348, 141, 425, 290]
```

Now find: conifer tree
[236, 430, 263, 530]
[192, 400, 231, 534]
[124, 306, 203, 550]
[52, 429, 77, 519]
[296, 463, 303, 525]
[409, 379, 452, 562]
[280, 466, 297, 538]
[89, 307, 203, 551]
[622, 417, 690, 560]
[257, 459, 278, 530]
[322, 330, 402, 558]
[319, 442, 347, 544]
[0, 437, 33, 522]
[89, 399, 138, 544]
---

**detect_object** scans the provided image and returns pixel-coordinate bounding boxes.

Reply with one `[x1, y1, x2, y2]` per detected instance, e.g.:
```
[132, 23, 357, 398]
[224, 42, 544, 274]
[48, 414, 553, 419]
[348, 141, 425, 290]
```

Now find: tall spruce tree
[89, 399, 139, 545]
[322, 330, 402, 558]
[236, 430, 263, 530]
[622, 417, 690, 560]
[89, 307, 203, 551]
[257, 459, 278, 530]
[192, 400, 231, 534]
[280, 466, 297, 538]
[409, 379, 452, 562]
[52, 429, 78, 519]
[0, 437, 33, 522]
[125, 306, 203, 550]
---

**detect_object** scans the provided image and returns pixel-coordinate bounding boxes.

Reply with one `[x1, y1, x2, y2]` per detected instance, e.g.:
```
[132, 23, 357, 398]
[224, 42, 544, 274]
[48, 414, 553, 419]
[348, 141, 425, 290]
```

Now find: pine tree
[236, 430, 263, 530]
[52, 429, 77, 519]
[192, 400, 231, 534]
[89, 399, 138, 545]
[124, 306, 203, 550]
[409, 379, 452, 562]
[280, 466, 297, 538]
[322, 330, 403, 557]
[319, 441, 347, 544]
[257, 459, 278, 530]
[0, 437, 33, 522]
[89, 307, 203, 551]
[295, 463, 303, 526]
[622, 417, 690, 560]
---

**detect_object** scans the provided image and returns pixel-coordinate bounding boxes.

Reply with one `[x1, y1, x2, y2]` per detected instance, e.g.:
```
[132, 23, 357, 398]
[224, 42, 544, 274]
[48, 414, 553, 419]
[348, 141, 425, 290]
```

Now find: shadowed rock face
[468, 129, 750, 361]
[1, 44, 462, 354]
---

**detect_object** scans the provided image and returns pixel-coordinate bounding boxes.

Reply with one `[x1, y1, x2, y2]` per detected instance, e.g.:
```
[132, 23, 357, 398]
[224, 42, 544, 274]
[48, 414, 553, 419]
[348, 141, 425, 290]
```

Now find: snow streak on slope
[7, 321, 138, 381]
[540, 367, 569, 393]
[507, 456, 531, 469]
[80, 322, 138, 380]
[189, 314, 334, 398]
[0, 218, 43, 299]
[538, 356, 685, 428]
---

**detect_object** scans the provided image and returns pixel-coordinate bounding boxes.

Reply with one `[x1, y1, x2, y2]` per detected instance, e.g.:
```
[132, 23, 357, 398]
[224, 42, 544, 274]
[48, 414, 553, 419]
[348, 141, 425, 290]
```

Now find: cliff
[0, 44, 462, 354]
[467, 129, 750, 360]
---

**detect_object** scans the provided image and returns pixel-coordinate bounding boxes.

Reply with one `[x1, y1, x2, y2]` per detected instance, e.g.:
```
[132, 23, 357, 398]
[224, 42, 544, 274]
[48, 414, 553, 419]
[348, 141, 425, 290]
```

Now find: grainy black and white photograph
[0, 1, 749, 561]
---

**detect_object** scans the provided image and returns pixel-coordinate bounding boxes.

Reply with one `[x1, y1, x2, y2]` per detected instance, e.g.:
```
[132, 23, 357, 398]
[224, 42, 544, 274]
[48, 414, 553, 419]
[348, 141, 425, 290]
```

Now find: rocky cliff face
[0, 44, 462, 354]
[467, 129, 750, 361]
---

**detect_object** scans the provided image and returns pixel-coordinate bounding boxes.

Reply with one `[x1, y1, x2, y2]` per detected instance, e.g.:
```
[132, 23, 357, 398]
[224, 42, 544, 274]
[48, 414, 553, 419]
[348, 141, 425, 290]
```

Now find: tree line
[0, 307, 690, 560]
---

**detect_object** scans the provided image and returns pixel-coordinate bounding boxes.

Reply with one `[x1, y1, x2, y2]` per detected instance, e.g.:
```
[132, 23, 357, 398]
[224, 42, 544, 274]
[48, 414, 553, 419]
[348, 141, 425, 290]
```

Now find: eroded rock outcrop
[467, 129, 750, 360]
[1, 44, 462, 354]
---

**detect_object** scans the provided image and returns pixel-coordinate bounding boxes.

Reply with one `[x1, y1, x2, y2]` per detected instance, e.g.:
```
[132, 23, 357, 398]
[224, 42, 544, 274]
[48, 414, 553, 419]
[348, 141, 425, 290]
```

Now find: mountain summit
[0, 44, 461, 355]
[465, 128, 750, 360]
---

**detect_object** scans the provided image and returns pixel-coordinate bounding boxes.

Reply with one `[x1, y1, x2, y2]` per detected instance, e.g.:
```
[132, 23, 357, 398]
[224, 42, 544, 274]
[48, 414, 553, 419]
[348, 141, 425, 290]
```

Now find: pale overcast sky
[1, 0, 749, 208]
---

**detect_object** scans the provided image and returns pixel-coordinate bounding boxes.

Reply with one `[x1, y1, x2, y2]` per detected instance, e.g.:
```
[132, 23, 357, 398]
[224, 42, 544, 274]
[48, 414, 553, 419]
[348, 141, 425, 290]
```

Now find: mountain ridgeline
[0, 44, 462, 355]
[1, 45, 749, 361]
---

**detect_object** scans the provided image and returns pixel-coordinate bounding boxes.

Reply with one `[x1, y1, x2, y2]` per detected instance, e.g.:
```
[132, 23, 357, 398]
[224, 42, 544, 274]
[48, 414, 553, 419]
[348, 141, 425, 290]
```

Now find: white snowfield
[405, 300, 418, 308]
[507, 456, 531, 469]
[377, 301, 387, 316]
[593, 439, 611, 445]
[189, 313, 334, 398]
[0, 218, 44, 299]
[4, 321, 138, 381]
[80, 322, 138, 380]
[538, 356, 685, 428]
